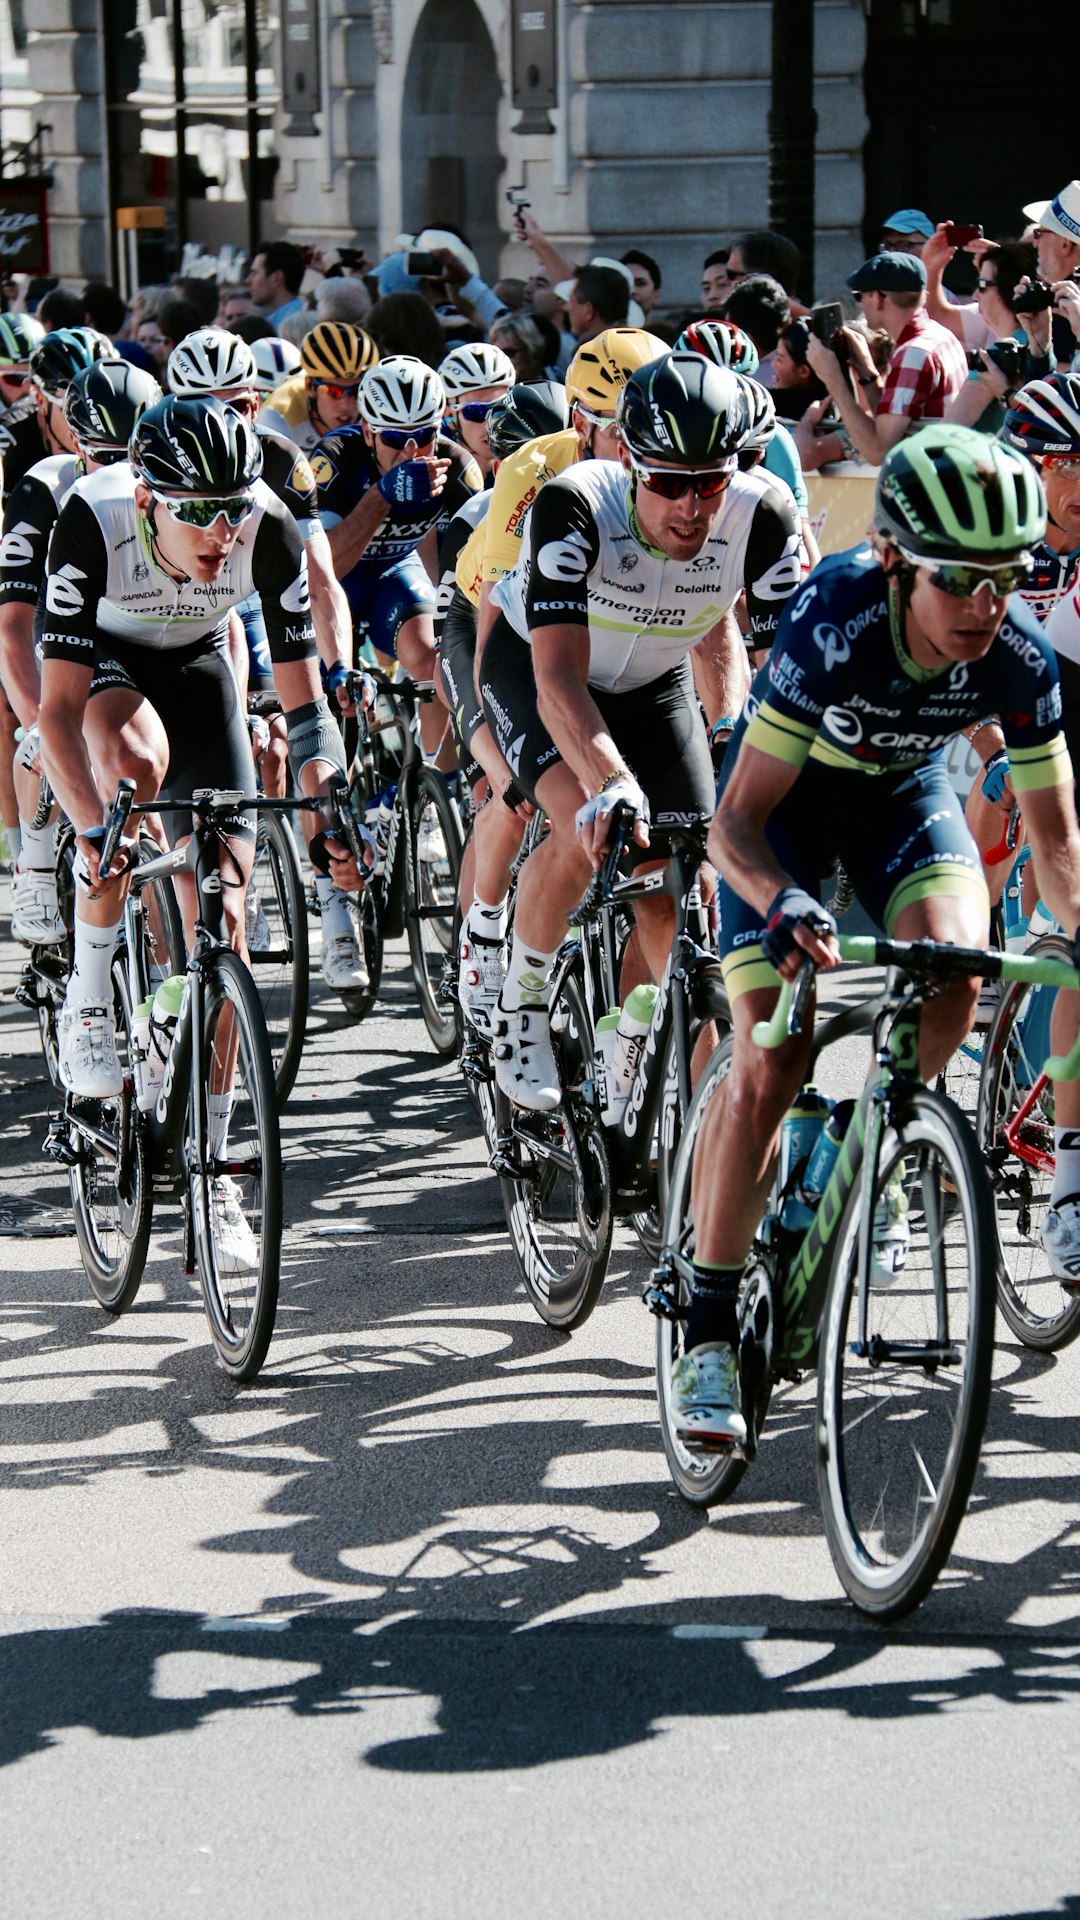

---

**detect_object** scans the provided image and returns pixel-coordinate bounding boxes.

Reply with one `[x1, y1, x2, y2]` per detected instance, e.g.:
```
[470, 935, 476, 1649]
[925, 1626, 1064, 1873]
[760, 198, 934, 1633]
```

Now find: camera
[1013, 279, 1055, 315]
[967, 338, 1029, 383]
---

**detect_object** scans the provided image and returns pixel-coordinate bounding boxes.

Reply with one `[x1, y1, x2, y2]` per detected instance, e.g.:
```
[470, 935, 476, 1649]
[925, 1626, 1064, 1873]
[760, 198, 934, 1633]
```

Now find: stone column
[26, 0, 109, 282]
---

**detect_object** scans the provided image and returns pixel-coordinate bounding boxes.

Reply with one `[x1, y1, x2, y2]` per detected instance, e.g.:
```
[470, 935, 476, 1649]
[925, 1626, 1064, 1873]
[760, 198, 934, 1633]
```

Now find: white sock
[1052, 1129, 1080, 1207]
[466, 893, 509, 946]
[502, 932, 557, 1011]
[17, 819, 54, 869]
[208, 1092, 233, 1160]
[4, 823, 20, 861]
[69, 916, 123, 1005]
[316, 876, 355, 943]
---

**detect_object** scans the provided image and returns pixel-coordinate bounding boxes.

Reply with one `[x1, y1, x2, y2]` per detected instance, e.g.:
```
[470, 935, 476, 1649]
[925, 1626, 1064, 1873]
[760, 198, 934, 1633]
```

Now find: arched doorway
[400, 0, 502, 281]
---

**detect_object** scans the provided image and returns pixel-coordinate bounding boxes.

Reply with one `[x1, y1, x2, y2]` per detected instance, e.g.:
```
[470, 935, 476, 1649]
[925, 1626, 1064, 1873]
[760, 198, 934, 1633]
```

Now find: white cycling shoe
[671, 1342, 747, 1450]
[1041, 1196, 1080, 1288]
[322, 929, 369, 992]
[210, 1175, 260, 1273]
[491, 997, 561, 1112]
[58, 999, 122, 1100]
[458, 929, 505, 1037]
[10, 865, 65, 946]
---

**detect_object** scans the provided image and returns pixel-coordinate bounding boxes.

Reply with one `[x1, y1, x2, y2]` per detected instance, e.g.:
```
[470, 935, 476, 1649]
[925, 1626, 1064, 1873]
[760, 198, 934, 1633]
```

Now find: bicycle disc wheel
[247, 810, 309, 1106]
[495, 967, 612, 1330]
[816, 1085, 996, 1621]
[406, 768, 463, 1055]
[188, 950, 281, 1381]
[70, 959, 153, 1313]
[977, 933, 1080, 1351]
[655, 1036, 763, 1506]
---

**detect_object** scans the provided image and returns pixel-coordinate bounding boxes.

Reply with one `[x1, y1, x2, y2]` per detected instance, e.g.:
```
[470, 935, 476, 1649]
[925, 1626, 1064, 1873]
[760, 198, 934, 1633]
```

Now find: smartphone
[810, 302, 843, 347]
[337, 247, 367, 271]
[944, 223, 983, 248]
[407, 250, 442, 277]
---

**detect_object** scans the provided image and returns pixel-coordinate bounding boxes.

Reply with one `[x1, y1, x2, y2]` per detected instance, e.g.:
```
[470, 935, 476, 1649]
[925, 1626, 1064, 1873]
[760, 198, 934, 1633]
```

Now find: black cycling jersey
[0, 453, 77, 605]
[311, 426, 483, 586]
[0, 396, 47, 497]
[39, 464, 315, 667]
[258, 429, 320, 540]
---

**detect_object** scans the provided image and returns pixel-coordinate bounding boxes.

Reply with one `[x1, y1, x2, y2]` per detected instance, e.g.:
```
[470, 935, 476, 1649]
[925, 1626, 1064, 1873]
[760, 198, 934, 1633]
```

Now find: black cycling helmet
[64, 360, 163, 452]
[616, 351, 749, 465]
[30, 327, 118, 400]
[485, 380, 571, 459]
[0, 313, 37, 371]
[129, 394, 263, 496]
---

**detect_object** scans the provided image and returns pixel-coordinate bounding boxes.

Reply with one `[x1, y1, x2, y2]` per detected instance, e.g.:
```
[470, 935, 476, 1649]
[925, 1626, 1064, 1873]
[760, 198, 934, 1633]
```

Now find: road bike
[647, 932, 1080, 1620]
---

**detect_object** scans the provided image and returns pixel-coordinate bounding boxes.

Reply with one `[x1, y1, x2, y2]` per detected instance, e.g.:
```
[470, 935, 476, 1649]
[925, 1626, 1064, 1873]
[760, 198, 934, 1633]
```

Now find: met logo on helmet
[45, 563, 87, 618]
[649, 403, 673, 449]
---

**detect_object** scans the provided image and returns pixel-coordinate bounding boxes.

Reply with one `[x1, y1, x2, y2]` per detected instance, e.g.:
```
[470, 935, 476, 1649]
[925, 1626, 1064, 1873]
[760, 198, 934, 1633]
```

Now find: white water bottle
[605, 983, 658, 1125]
[592, 1009, 621, 1121]
[130, 998, 156, 1113]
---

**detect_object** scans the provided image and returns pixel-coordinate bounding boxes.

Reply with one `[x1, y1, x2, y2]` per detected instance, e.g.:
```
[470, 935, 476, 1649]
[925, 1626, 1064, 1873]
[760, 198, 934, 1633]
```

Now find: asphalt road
[1, 886, 1079, 1920]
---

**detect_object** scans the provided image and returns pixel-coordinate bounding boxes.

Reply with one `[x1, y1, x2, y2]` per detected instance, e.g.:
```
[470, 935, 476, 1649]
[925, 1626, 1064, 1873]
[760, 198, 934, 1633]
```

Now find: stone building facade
[1, 0, 867, 308]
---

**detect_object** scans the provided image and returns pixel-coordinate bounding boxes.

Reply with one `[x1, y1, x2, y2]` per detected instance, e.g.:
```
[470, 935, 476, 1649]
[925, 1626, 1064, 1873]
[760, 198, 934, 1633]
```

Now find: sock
[3, 823, 20, 862]
[466, 893, 509, 946]
[1052, 1129, 1080, 1207]
[207, 1093, 233, 1160]
[69, 916, 124, 1005]
[316, 876, 355, 943]
[16, 818, 53, 870]
[501, 932, 557, 1011]
[684, 1263, 742, 1354]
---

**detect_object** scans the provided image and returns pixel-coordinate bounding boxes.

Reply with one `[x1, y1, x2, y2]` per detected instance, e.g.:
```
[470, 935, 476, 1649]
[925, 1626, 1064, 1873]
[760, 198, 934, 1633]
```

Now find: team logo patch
[290, 454, 316, 494]
[309, 453, 335, 488]
[45, 563, 87, 618]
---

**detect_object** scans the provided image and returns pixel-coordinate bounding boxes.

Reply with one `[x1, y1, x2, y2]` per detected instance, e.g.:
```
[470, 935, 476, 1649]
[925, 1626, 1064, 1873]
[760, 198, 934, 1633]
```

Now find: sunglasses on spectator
[309, 379, 361, 399]
[975, 278, 998, 292]
[153, 492, 256, 528]
[458, 399, 505, 423]
[377, 424, 438, 449]
[629, 455, 735, 500]
[896, 542, 1032, 597]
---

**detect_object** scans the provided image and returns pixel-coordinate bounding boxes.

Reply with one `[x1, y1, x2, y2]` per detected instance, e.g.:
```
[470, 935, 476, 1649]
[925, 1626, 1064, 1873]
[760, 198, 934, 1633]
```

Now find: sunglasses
[1040, 455, 1080, 477]
[975, 278, 998, 292]
[154, 492, 255, 528]
[1, 370, 30, 386]
[629, 456, 734, 500]
[575, 405, 616, 429]
[458, 399, 503, 422]
[310, 380, 361, 400]
[897, 543, 1032, 597]
[377, 424, 438, 449]
[85, 446, 129, 466]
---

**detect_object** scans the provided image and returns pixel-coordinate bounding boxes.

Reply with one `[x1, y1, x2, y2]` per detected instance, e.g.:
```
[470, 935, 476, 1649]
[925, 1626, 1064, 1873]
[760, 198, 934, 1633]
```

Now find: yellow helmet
[566, 327, 669, 414]
[301, 321, 380, 383]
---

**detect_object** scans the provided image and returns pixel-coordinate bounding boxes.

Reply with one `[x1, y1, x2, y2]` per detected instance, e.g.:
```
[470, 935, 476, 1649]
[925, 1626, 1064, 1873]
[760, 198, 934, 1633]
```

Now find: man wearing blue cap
[879, 209, 936, 253]
[804, 250, 967, 465]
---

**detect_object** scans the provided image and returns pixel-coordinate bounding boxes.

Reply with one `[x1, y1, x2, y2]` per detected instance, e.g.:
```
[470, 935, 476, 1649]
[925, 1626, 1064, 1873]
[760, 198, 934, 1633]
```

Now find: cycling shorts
[717, 756, 989, 1002]
[437, 583, 484, 788]
[479, 615, 714, 853]
[347, 553, 436, 660]
[89, 632, 257, 846]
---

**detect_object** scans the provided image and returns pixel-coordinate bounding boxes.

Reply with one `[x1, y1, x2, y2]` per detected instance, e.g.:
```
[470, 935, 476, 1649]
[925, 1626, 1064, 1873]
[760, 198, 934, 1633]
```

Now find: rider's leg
[396, 610, 450, 762]
[502, 760, 592, 1005]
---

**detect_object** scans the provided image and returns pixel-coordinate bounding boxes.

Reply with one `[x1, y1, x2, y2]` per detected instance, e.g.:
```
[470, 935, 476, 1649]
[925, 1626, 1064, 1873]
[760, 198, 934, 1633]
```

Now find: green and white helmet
[875, 423, 1046, 560]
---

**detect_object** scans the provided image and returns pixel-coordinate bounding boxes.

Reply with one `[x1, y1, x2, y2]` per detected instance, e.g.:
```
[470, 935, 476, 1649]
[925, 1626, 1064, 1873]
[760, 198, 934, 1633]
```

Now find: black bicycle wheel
[247, 810, 309, 1106]
[816, 1085, 996, 1621]
[69, 958, 153, 1313]
[976, 933, 1080, 1351]
[406, 767, 463, 1055]
[335, 886, 385, 1021]
[187, 950, 281, 1381]
[494, 966, 612, 1330]
[654, 1036, 766, 1506]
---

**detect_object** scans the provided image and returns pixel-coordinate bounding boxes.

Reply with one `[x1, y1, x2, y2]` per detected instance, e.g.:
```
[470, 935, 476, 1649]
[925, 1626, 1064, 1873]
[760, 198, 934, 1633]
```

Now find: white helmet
[735, 372, 777, 452]
[438, 341, 517, 402]
[167, 327, 258, 398]
[358, 354, 446, 431]
[249, 336, 302, 395]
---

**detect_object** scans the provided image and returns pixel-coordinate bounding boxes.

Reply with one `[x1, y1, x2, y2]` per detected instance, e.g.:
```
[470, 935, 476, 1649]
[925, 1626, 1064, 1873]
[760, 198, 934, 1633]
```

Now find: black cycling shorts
[89, 633, 257, 845]
[437, 584, 484, 789]
[479, 616, 714, 840]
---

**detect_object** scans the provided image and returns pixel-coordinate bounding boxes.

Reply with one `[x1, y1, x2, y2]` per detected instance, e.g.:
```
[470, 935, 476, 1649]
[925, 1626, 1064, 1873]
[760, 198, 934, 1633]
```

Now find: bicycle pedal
[42, 1119, 79, 1168]
[642, 1282, 683, 1322]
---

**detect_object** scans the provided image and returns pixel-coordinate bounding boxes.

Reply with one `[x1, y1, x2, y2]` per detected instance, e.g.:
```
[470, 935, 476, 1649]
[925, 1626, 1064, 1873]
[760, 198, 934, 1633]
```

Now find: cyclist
[437, 342, 517, 484]
[258, 321, 380, 453]
[0, 313, 44, 493]
[37, 396, 356, 1120]
[249, 337, 302, 397]
[683, 424, 1080, 1445]
[479, 351, 804, 1110]
[0, 358, 163, 946]
[311, 353, 483, 759]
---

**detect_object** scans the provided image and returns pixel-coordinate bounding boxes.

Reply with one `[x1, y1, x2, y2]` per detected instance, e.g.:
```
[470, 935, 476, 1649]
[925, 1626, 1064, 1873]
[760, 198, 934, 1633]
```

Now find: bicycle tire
[70, 957, 153, 1314]
[494, 965, 612, 1331]
[976, 932, 1080, 1351]
[816, 1084, 996, 1621]
[655, 1035, 764, 1506]
[336, 886, 385, 1022]
[187, 949, 282, 1381]
[247, 809, 309, 1106]
[406, 767, 463, 1055]
[138, 830, 186, 986]
[632, 1010, 715, 1260]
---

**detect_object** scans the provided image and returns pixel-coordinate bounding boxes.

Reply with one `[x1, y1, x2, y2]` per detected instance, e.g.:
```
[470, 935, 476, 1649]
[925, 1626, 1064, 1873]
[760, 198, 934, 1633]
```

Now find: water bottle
[778, 1085, 832, 1226]
[803, 1097, 857, 1202]
[130, 997, 156, 1113]
[592, 1008, 621, 1124]
[607, 983, 658, 1123]
[148, 974, 185, 1095]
